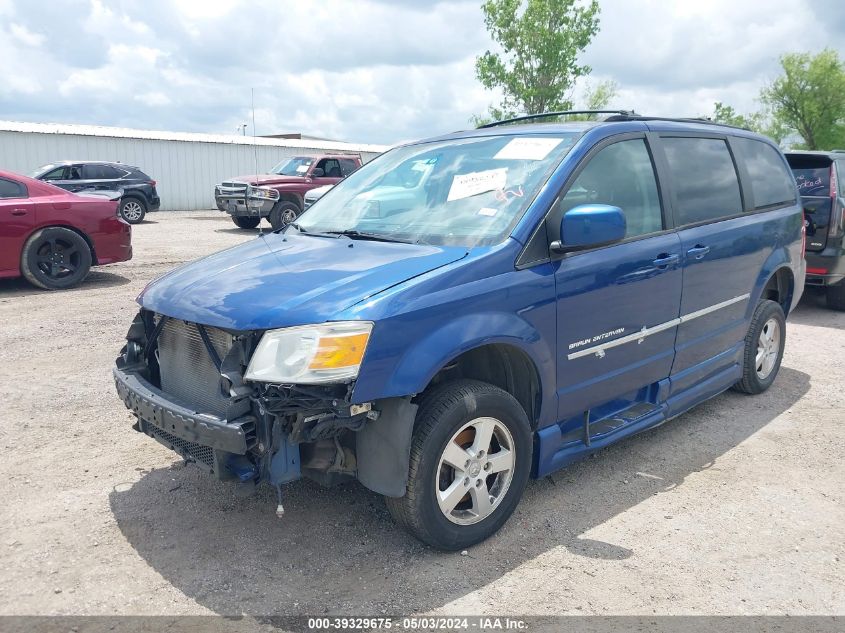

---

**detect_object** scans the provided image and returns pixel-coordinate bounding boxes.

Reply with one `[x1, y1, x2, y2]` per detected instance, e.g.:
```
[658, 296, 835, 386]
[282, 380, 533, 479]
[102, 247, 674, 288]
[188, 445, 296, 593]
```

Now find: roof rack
[477, 110, 639, 128]
[478, 111, 750, 131]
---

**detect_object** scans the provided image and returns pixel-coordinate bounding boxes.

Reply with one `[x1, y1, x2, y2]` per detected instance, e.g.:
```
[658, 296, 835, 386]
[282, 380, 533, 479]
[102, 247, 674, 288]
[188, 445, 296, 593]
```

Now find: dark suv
[32, 161, 161, 224]
[785, 151, 845, 310]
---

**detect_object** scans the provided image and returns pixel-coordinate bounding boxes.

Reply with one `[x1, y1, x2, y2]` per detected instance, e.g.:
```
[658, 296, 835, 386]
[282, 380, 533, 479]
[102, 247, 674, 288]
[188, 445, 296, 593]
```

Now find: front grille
[157, 318, 233, 417]
[218, 182, 248, 193]
[148, 424, 214, 469]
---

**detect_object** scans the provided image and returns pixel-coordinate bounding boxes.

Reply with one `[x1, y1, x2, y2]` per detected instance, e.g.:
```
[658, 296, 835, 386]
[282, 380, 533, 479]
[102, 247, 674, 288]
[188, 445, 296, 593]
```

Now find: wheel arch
[420, 343, 543, 431]
[275, 192, 303, 209]
[754, 264, 795, 316]
[120, 193, 147, 208]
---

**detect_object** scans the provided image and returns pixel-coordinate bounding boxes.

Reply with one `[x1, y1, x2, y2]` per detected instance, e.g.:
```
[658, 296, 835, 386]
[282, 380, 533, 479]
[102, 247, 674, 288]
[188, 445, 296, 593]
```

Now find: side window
[552, 138, 663, 239]
[42, 167, 67, 180]
[733, 137, 796, 209]
[322, 159, 342, 178]
[68, 165, 83, 180]
[339, 159, 358, 177]
[82, 164, 120, 179]
[662, 137, 742, 225]
[0, 177, 27, 199]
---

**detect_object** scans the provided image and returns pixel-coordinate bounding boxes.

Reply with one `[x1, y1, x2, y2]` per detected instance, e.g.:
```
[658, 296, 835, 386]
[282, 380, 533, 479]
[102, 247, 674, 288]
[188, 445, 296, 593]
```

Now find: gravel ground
[0, 210, 843, 617]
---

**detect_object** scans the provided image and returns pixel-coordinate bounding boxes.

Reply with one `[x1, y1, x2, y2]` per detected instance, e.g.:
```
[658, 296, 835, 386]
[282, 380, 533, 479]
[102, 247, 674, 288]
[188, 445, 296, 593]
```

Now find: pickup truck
[214, 154, 362, 229]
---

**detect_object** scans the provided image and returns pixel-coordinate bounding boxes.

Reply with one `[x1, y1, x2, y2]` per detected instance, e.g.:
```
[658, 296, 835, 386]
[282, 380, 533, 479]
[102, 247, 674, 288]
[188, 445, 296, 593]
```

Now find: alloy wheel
[122, 200, 143, 221]
[435, 417, 515, 525]
[755, 317, 781, 379]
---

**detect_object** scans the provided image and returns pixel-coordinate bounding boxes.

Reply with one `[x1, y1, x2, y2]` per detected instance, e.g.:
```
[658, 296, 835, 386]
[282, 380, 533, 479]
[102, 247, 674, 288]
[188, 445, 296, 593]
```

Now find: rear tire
[733, 299, 786, 394]
[20, 227, 92, 290]
[232, 216, 260, 229]
[826, 282, 845, 311]
[119, 197, 146, 224]
[386, 379, 532, 550]
[268, 201, 300, 231]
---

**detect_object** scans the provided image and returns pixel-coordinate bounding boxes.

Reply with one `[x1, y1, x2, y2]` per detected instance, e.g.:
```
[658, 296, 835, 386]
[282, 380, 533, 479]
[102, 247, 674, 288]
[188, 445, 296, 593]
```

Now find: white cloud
[9, 22, 43, 46]
[0, 0, 843, 143]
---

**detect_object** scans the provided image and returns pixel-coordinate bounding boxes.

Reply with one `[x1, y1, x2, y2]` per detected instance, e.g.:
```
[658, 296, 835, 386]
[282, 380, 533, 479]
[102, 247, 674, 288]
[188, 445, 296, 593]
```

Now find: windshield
[270, 157, 314, 176]
[294, 133, 579, 247]
[31, 164, 56, 177]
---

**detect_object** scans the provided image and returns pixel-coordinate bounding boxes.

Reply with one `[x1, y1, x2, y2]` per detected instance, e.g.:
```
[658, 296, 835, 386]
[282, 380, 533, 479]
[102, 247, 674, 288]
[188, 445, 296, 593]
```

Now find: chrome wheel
[282, 208, 298, 224]
[755, 317, 781, 379]
[436, 417, 515, 525]
[121, 200, 143, 222]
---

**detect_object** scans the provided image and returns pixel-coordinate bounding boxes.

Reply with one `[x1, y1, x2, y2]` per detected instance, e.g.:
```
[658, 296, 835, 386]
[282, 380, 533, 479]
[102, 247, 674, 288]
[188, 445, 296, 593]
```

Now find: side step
[586, 401, 661, 443]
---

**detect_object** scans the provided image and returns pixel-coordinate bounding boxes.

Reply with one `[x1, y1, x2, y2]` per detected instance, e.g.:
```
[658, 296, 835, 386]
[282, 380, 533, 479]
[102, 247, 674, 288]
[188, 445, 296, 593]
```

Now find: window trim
[0, 177, 28, 200]
[516, 131, 672, 269]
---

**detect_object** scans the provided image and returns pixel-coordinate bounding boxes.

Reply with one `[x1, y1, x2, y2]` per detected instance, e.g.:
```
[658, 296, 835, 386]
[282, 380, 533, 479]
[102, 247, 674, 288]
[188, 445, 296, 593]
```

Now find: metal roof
[0, 120, 390, 154]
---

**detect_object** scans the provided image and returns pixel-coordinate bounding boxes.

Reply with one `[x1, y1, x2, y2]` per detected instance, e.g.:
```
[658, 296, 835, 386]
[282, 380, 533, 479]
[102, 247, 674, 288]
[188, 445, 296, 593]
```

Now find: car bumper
[113, 363, 256, 475]
[92, 217, 132, 265]
[214, 194, 277, 218]
[805, 247, 845, 286]
[148, 197, 161, 212]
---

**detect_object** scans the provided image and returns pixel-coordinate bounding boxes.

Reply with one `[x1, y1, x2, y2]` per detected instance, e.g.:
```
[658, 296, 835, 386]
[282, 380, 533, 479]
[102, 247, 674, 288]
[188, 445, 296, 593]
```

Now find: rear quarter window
[0, 177, 27, 199]
[733, 137, 796, 209]
[661, 137, 743, 225]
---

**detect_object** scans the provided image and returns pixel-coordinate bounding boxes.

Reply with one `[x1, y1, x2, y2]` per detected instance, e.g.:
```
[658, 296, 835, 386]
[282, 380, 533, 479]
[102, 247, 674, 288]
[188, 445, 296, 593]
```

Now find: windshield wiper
[323, 230, 416, 244]
[276, 222, 330, 237]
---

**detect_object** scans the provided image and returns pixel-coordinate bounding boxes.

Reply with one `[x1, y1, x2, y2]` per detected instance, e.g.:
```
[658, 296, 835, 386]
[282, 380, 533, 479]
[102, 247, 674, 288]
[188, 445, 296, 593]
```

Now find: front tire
[268, 201, 300, 231]
[386, 379, 532, 550]
[20, 227, 93, 290]
[231, 216, 261, 229]
[733, 299, 786, 394]
[119, 197, 146, 224]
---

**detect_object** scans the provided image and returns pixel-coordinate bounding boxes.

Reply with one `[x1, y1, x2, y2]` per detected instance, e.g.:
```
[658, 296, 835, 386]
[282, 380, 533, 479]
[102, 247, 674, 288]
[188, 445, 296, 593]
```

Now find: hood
[138, 232, 467, 330]
[232, 174, 306, 186]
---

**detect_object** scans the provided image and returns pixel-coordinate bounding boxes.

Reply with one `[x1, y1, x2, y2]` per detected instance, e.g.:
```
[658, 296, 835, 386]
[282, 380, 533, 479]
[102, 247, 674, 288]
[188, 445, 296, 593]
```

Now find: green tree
[761, 49, 845, 150]
[709, 102, 788, 144]
[475, 0, 601, 121]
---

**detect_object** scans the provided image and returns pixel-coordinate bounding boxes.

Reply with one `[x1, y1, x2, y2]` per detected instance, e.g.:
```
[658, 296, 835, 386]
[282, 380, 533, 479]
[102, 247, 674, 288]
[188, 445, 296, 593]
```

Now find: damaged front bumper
[113, 361, 256, 475]
[113, 309, 417, 498]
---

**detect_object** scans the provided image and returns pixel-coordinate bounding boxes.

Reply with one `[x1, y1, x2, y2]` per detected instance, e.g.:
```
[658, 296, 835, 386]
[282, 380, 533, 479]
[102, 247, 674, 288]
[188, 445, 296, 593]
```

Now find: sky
[1, 0, 844, 145]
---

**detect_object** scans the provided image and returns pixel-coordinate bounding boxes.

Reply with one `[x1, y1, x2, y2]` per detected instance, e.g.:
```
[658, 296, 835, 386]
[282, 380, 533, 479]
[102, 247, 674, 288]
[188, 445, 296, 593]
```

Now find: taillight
[829, 165, 843, 238]
[147, 180, 156, 187]
[801, 210, 807, 258]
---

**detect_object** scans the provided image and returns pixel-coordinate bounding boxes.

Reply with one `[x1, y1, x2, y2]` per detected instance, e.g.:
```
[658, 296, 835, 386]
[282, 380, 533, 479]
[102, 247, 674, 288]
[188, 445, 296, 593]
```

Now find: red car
[0, 169, 132, 290]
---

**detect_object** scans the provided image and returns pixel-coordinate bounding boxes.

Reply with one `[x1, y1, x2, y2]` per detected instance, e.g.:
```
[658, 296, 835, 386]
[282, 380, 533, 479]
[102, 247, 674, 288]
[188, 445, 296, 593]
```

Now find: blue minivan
[114, 112, 805, 549]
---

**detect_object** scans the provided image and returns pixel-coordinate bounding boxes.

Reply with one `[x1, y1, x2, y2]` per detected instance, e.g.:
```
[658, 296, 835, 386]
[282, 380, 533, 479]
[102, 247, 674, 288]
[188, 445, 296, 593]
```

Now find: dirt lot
[0, 210, 843, 617]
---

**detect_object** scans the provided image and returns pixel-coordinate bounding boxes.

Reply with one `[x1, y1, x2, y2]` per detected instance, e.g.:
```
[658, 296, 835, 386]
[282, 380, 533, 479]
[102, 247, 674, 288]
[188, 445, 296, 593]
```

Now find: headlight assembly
[245, 322, 373, 384]
[247, 185, 280, 201]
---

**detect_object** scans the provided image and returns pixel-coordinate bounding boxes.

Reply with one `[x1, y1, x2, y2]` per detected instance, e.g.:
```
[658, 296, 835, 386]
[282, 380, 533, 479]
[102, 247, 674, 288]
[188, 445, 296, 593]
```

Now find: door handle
[687, 244, 711, 260]
[652, 253, 680, 269]
[11, 209, 27, 216]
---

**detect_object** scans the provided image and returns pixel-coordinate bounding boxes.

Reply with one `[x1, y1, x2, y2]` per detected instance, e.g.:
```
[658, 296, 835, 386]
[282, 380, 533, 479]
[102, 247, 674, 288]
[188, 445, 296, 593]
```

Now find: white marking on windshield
[494, 137, 563, 161]
[447, 168, 508, 202]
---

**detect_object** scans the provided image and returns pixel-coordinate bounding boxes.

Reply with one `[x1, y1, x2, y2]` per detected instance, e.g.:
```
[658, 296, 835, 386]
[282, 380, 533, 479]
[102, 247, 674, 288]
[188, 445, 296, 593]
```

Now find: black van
[785, 151, 845, 310]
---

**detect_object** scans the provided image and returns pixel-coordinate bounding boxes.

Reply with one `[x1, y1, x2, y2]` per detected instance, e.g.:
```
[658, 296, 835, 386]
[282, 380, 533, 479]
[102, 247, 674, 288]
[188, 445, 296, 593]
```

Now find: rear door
[0, 177, 35, 274]
[786, 154, 834, 252]
[79, 164, 123, 191]
[659, 135, 796, 401]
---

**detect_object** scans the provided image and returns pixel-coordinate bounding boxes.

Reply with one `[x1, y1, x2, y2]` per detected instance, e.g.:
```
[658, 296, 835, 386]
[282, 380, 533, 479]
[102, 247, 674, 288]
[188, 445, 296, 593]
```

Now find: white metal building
[0, 120, 389, 211]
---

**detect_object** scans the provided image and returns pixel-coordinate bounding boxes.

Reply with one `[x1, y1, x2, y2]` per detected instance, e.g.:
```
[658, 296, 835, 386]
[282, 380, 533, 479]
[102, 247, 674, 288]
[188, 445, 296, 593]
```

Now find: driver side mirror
[550, 204, 626, 255]
[311, 167, 325, 178]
